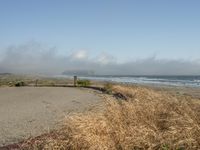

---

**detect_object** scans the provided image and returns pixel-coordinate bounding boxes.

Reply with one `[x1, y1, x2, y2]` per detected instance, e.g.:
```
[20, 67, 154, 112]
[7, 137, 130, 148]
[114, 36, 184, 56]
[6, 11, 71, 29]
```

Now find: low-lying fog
[0, 41, 200, 76]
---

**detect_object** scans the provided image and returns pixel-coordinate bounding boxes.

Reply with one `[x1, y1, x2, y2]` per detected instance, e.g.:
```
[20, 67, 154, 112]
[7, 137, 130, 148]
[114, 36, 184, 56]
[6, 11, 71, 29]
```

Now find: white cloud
[69, 50, 88, 61]
[96, 52, 116, 65]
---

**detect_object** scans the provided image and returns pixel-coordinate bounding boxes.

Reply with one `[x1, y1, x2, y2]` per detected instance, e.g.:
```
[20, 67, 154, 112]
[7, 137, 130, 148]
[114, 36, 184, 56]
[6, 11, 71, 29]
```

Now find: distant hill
[62, 70, 95, 76]
[0, 73, 13, 75]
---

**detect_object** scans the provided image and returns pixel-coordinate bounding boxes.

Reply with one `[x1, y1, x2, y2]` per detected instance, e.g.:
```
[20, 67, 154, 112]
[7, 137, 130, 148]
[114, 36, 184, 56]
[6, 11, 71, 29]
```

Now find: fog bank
[0, 42, 200, 75]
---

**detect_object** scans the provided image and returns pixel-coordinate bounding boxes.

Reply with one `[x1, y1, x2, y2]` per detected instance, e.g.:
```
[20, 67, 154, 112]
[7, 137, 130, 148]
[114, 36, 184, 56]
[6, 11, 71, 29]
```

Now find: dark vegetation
[77, 79, 91, 87]
[14, 81, 26, 87]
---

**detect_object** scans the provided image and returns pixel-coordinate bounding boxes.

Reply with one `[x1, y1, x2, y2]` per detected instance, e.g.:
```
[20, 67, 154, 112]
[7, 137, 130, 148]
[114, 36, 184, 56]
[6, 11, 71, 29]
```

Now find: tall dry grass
[21, 85, 200, 150]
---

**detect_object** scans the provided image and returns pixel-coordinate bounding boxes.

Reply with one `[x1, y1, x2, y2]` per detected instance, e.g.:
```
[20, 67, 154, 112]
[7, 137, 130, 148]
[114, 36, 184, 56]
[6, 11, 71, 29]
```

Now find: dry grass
[20, 85, 200, 150]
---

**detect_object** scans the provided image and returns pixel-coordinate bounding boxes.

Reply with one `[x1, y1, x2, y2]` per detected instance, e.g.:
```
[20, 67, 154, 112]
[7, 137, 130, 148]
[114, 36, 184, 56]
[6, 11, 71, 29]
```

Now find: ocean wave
[57, 75, 200, 87]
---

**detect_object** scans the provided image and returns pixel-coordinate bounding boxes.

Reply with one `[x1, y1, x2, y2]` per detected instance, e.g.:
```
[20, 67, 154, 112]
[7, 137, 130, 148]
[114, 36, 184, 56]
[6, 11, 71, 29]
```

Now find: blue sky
[1, 0, 200, 75]
[0, 0, 200, 62]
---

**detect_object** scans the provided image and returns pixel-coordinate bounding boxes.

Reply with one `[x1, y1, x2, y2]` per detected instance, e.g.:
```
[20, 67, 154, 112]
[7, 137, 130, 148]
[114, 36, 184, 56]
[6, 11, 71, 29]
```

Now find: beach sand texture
[0, 87, 101, 146]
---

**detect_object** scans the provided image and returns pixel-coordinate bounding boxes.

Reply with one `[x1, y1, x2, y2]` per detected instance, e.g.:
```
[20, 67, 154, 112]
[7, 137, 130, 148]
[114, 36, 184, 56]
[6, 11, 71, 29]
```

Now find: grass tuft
[103, 82, 113, 94]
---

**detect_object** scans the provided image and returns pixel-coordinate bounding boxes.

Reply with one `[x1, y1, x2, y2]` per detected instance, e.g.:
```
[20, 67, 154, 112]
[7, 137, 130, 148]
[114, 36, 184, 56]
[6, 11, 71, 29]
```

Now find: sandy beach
[0, 87, 102, 146]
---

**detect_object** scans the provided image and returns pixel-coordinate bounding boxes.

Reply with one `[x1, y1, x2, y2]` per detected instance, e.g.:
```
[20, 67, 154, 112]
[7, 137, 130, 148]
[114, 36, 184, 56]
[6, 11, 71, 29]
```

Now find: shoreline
[1, 74, 200, 98]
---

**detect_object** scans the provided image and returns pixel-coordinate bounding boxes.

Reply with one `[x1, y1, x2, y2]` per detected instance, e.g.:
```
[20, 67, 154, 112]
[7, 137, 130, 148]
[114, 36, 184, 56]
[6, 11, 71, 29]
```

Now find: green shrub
[8, 82, 14, 87]
[15, 81, 26, 87]
[104, 82, 113, 94]
[49, 82, 55, 86]
[77, 80, 91, 87]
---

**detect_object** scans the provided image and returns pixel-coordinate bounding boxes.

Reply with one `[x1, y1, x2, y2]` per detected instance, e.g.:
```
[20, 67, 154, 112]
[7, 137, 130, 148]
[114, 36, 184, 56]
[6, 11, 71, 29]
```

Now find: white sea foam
[55, 75, 200, 87]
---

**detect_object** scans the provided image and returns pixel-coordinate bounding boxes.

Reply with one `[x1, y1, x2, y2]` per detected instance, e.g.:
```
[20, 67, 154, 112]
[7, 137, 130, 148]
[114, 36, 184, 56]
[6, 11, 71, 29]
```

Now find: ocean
[58, 75, 200, 87]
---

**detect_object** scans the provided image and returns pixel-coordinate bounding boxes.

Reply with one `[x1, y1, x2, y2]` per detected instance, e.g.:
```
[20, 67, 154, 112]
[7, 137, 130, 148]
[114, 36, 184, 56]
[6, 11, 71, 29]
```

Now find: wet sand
[0, 87, 102, 146]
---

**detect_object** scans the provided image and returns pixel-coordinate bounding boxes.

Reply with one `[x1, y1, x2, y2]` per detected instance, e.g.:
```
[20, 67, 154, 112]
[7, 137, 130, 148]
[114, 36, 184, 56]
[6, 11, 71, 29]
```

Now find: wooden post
[35, 79, 38, 87]
[74, 76, 77, 87]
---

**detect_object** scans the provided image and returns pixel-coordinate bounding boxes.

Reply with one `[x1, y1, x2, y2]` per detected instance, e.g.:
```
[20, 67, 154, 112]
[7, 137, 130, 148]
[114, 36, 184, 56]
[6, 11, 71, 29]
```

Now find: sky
[0, 0, 200, 75]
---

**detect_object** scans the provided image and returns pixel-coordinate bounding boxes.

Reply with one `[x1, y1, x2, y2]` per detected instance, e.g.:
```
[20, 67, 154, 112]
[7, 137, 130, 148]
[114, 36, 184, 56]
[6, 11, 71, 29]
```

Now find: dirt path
[0, 87, 102, 146]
